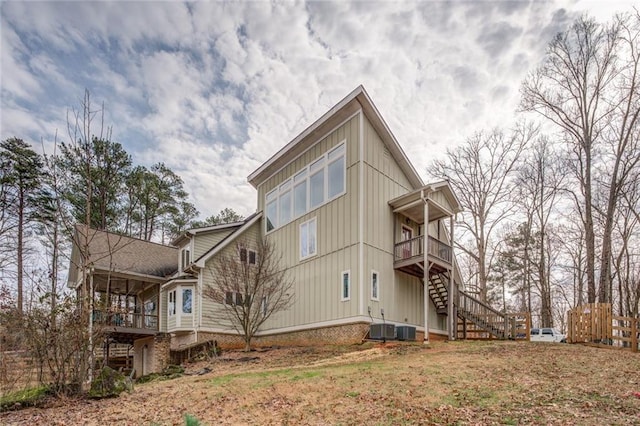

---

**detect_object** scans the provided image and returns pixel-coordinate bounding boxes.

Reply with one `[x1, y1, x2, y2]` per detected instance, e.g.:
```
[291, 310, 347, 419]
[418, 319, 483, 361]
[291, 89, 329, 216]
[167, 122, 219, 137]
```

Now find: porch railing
[92, 309, 158, 331]
[393, 235, 452, 264]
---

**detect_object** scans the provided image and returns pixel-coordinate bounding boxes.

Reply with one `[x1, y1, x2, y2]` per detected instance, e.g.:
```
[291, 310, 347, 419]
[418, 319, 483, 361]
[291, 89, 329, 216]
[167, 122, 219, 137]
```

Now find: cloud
[0, 0, 631, 221]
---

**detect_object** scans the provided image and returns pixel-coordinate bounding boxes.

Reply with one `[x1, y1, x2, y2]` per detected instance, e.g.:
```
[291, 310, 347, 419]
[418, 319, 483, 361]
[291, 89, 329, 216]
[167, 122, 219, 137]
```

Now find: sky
[1, 0, 636, 220]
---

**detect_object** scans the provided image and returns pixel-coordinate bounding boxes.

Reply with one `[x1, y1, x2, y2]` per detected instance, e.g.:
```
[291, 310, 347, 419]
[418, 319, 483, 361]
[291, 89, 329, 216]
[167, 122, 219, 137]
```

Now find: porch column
[448, 214, 456, 340]
[423, 198, 430, 344]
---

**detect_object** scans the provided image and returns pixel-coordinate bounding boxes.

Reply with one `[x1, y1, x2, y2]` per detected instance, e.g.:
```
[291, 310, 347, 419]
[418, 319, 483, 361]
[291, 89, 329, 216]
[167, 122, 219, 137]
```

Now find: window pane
[310, 157, 324, 173]
[280, 179, 291, 191]
[372, 273, 378, 299]
[300, 222, 308, 258]
[182, 289, 192, 314]
[266, 189, 277, 202]
[343, 273, 349, 299]
[309, 219, 317, 256]
[294, 181, 307, 217]
[310, 170, 324, 208]
[249, 250, 256, 265]
[294, 169, 307, 182]
[327, 156, 345, 199]
[266, 200, 277, 231]
[328, 143, 345, 161]
[280, 190, 292, 224]
[225, 292, 233, 305]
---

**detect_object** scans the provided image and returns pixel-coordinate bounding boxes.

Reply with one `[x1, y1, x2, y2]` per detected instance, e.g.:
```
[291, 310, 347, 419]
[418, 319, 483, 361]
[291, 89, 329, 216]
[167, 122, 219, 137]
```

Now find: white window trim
[299, 217, 317, 261]
[341, 270, 351, 301]
[371, 270, 380, 301]
[180, 246, 191, 272]
[265, 141, 346, 234]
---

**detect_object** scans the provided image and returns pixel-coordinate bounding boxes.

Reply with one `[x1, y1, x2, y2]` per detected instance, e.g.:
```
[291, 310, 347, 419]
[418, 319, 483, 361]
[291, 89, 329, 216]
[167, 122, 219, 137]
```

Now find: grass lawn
[2, 340, 639, 425]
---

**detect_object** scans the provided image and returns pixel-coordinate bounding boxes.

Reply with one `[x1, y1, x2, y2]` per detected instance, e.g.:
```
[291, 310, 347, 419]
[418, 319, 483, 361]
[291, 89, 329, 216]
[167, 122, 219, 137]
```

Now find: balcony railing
[92, 309, 158, 331]
[393, 235, 452, 264]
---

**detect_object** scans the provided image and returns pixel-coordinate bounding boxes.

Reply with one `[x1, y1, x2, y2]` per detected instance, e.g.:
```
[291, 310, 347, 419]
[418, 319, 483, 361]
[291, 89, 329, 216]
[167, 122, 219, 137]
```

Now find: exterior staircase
[426, 273, 511, 340]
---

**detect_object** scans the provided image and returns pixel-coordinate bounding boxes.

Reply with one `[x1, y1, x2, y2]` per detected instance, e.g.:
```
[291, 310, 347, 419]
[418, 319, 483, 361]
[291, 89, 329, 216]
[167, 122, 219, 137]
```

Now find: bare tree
[203, 239, 294, 351]
[428, 123, 536, 301]
[521, 11, 640, 303]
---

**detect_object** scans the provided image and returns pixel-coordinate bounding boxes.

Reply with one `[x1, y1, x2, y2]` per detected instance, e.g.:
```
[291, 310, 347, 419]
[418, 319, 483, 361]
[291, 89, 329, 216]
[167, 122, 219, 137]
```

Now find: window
[168, 290, 176, 316]
[341, 270, 350, 301]
[371, 271, 379, 300]
[327, 144, 345, 198]
[266, 190, 278, 231]
[225, 292, 247, 306]
[180, 248, 191, 271]
[293, 170, 307, 217]
[240, 248, 257, 265]
[261, 296, 268, 317]
[182, 289, 192, 314]
[309, 158, 325, 208]
[265, 141, 346, 232]
[300, 218, 317, 259]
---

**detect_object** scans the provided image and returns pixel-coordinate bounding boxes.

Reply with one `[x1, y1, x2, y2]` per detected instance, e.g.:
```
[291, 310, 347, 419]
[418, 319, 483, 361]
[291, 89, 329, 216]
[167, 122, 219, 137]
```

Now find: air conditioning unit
[370, 323, 395, 340]
[396, 326, 416, 341]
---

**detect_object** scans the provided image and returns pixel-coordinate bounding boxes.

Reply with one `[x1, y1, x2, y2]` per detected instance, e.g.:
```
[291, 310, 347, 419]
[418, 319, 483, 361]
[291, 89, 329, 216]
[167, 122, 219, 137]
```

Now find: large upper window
[265, 142, 346, 232]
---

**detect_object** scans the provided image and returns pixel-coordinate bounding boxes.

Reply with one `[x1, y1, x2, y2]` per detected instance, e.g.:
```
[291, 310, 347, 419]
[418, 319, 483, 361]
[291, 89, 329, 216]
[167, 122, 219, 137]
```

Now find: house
[69, 85, 509, 376]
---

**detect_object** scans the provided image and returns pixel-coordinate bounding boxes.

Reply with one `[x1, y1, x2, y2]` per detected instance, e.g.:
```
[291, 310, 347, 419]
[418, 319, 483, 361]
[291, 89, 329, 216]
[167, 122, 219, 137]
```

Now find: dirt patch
[2, 341, 640, 425]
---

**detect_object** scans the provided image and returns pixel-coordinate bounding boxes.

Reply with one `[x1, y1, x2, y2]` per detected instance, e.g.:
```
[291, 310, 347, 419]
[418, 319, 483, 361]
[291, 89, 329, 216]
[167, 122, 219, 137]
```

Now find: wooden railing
[456, 289, 508, 339]
[92, 309, 158, 331]
[393, 236, 451, 263]
[567, 303, 638, 351]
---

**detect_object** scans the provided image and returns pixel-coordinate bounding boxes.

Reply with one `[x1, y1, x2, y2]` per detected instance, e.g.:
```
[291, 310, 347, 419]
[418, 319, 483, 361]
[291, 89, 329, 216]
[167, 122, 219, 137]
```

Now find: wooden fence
[567, 303, 638, 352]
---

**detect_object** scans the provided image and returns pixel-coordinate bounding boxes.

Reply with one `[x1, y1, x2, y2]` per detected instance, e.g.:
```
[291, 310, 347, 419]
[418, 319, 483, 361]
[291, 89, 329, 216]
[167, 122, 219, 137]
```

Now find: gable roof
[171, 220, 245, 247]
[247, 85, 423, 189]
[67, 225, 178, 287]
[193, 211, 263, 268]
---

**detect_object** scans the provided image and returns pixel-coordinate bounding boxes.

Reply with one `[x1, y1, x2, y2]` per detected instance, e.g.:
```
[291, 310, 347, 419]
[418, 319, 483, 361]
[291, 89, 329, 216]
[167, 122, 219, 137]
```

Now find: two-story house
[70, 85, 509, 376]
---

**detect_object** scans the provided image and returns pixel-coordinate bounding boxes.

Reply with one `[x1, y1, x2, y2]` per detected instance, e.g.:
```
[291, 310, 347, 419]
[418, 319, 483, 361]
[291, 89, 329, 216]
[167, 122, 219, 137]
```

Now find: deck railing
[394, 235, 452, 263]
[92, 309, 158, 331]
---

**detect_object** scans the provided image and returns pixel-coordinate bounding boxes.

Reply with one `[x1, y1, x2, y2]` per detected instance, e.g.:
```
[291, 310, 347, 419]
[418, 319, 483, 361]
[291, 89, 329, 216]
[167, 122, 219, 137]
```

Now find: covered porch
[388, 181, 462, 341]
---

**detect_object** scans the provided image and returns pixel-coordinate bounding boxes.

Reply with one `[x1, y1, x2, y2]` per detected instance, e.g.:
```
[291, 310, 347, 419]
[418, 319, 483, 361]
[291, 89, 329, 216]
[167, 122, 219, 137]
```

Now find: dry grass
[2, 340, 640, 425]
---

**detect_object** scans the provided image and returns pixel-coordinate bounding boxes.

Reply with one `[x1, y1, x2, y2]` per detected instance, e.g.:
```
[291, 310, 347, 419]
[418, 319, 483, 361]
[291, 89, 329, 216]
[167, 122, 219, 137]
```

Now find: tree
[0, 137, 44, 313]
[56, 136, 131, 231]
[428, 123, 536, 301]
[191, 208, 244, 228]
[521, 12, 640, 303]
[203, 239, 294, 351]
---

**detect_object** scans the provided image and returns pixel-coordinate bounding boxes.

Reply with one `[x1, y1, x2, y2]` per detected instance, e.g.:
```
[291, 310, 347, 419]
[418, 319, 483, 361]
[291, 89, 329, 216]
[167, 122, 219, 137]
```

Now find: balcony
[393, 235, 452, 277]
[92, 309, 158, 344]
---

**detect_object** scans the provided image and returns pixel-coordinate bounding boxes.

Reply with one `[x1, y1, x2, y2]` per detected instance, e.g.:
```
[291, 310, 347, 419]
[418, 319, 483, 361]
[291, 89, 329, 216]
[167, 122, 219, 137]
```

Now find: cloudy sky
[0, 1, 634, 219]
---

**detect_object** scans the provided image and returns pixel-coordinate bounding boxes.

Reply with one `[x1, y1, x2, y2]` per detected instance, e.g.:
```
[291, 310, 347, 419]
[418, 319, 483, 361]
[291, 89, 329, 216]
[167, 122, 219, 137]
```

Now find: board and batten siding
[193, 229, 235, 260]
[199, 221, 262, 331]
[251, 116, 361, 331]
[360, 113, 447, 333]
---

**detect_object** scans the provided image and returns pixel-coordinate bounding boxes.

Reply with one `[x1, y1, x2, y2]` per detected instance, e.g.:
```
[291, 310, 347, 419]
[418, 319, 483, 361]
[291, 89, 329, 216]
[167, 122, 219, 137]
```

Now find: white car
[530, 327, 567, 343]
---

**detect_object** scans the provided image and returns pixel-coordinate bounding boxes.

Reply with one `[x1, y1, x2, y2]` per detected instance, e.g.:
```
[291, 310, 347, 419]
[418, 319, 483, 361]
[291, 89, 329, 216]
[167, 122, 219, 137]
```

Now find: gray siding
[200, 221, 262, 330]
[193, 229, 235, 260]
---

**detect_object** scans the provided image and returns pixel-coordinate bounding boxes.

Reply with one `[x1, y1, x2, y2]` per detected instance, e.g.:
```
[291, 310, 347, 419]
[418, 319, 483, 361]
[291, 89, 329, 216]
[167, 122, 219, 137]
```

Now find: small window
[300, 218, 317, 259]
[240, 248, 257, 265]
[341, 270, 350, 301]
[225, 291, 234, 305]
[371, 271, 379, 301]
[180, 248, 191, 271]
[182, 288, 192, 314]
[168, 290, 176, 316]
[261, 296, 268, 317]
